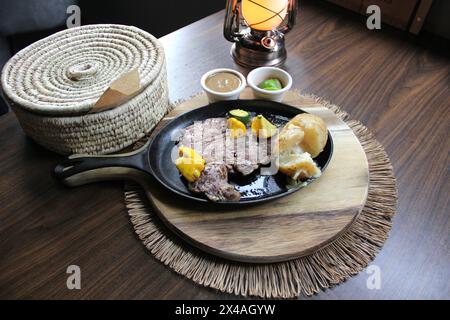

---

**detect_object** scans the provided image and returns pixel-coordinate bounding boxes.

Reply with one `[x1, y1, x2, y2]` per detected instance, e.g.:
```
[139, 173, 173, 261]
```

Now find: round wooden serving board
[142, 89, 369, 263]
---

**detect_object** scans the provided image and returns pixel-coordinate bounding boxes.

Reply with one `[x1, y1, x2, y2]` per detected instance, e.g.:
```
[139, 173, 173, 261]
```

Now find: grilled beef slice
[177, 117, 272, 201]
[189, 164, 240, 202]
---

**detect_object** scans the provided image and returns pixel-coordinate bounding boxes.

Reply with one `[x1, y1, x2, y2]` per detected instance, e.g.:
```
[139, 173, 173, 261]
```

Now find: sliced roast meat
[178, 117, 271, 174]
[177, 117, 273, 201]
[189, 164, 240, 202]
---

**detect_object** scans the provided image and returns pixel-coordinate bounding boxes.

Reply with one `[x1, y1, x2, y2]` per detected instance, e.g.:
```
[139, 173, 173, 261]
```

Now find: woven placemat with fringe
[123, 92, 397, 298]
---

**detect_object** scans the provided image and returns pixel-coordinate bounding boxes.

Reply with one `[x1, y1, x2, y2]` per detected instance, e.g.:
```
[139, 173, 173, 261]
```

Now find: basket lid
[1, 24, 165, 115]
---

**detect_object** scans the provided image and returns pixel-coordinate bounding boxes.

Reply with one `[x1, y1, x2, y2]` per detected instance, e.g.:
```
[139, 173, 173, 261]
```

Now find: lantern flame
[241, 0, 289, 31]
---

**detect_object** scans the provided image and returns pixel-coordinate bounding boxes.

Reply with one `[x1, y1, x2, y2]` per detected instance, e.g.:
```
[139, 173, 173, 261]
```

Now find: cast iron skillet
[54, 99, 333, 204]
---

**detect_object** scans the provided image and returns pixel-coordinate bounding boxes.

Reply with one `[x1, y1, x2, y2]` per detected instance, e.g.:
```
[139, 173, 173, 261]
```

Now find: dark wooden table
[1, 1, 449, 299]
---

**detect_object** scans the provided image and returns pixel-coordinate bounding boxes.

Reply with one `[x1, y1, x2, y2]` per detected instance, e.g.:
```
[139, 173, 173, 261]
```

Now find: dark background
[79, 0, 225, 38]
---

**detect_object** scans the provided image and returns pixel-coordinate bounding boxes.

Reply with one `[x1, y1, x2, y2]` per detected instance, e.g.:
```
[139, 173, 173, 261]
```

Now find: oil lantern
[224, 0, 297, 67]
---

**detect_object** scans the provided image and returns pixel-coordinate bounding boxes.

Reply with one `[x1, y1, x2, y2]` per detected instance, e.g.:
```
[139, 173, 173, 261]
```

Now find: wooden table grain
[0, 0, 449, 299]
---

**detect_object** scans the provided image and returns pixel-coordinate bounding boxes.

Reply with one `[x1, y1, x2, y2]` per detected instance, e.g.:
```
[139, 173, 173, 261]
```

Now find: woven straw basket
[1, 24, 169, 155]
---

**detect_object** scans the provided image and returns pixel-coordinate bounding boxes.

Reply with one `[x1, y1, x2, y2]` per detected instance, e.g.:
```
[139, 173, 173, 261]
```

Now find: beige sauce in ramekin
[205, 72, 241, 93]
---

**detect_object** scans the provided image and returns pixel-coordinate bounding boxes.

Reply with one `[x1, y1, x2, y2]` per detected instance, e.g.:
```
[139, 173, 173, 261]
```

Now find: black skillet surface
[54, 99, 333, 205]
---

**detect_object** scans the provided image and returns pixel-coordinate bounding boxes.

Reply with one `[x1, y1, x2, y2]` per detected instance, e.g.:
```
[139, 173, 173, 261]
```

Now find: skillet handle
[54, 143, 151, 187]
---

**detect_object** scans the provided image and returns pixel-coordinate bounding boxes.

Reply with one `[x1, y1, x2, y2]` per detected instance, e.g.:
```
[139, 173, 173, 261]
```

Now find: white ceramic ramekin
[201, 68, 246, 103]
[247, 67, 293, 102]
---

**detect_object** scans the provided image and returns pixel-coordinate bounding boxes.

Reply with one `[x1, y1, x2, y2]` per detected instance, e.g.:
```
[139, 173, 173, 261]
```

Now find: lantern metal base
[231, 43, 287, 68]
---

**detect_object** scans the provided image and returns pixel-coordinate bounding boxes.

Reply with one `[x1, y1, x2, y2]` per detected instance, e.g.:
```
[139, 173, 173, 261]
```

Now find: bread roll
[278, 151, 321, 180]
[280, 113, 328, 158]
[275, 113, 327, 180]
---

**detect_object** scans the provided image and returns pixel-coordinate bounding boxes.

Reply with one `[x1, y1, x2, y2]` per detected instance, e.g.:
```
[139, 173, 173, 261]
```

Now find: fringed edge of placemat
[124, 92, 397, 298]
